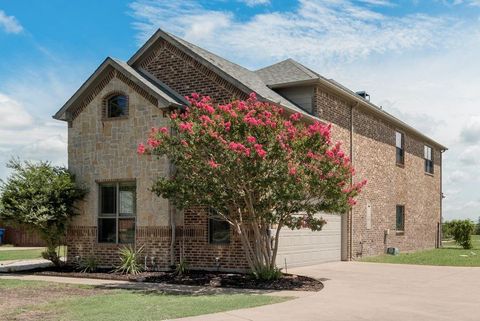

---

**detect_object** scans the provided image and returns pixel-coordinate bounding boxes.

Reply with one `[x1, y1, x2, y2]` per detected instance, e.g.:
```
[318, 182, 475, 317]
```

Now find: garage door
[274, 213, 341, 269]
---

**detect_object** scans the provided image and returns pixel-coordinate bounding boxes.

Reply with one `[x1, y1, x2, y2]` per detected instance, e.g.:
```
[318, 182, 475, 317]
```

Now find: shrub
[251, 266, 283, 281]
[0, 159, 86, 266]
[175, 258, 189, 276]
[115, 245, 143, 275]
[75, 256, 99, 273]
[449, 219, 475, 249]
[442, 221, 453, 239]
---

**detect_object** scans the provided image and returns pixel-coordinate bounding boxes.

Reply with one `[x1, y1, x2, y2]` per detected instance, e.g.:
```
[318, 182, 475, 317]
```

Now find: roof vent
[356, 91, 370, 101]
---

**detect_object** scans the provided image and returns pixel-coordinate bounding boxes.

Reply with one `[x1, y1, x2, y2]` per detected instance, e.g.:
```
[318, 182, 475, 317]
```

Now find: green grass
[362, 235, 480, 267]
[0, 279, 290, 321]
[0, 246, 67, 261]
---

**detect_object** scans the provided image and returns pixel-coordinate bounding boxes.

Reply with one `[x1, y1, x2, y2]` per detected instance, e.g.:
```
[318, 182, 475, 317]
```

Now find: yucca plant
[175, 258, 189, 276]
[115, 245, 144, 275]
[75, 256, 98, 273]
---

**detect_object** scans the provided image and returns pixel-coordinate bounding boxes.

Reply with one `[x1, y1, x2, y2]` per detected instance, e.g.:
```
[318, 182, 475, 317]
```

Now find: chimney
[356, 91, 370, 101]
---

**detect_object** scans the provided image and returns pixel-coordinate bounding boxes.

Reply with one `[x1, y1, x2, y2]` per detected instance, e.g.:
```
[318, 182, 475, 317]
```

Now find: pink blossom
[289, 167, 297, 176]
[204, 104, 215, 114]
[290, 113, 302, 121]
[224, 121, 231, 131]
[180, 140, 188, 147]
[348, 197, 357, 206]
[159, 127, 168, 134]
[208, 159, 220, 169]
[248, 92, 257, 100]
[179, 122, 194, 134]
[170, 113, 177, 120]
[147, 137, 161, 148]
[137, 143, 146, 155]
[247, 136, 256, 143]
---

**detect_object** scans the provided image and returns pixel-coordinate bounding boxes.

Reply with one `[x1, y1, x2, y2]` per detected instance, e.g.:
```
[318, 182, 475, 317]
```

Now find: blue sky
[1, 0, 480, 220]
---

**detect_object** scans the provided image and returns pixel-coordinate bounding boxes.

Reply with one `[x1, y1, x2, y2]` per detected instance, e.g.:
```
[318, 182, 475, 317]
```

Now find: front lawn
[0, 246, 66, 261]
[0, 279, 290, 320]
[362, 235, 480, 267]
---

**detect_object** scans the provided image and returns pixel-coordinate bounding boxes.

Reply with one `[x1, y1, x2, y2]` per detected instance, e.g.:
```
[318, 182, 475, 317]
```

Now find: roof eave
[53, 57, 180, 121]
[315, 78, 447, 150]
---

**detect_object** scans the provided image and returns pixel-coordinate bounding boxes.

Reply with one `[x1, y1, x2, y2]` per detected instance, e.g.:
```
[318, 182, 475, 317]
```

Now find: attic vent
[356, 91, 370, 101]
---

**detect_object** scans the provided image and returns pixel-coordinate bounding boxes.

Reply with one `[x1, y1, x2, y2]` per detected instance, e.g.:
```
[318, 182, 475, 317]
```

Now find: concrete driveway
[176, 262, 480, 321]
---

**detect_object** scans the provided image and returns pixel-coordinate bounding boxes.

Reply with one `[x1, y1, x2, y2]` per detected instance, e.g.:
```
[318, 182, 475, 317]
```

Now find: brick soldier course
[54, 29, 446, 270]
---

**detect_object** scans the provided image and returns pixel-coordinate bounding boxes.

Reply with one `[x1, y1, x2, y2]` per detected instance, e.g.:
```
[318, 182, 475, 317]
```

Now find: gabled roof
[53, 57, 185, 121]
[128, 29, 310, 117]
[255, 58, 321, 86]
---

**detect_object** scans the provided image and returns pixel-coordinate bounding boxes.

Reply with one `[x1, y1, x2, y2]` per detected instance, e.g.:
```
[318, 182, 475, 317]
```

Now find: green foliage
[251, 266, 283, 281]
[442, 220, 453, 239]
[0, 159, 86, 266]
[175, 258, 189, 276]
[449, 219, 475, 249]
[75, 256, 99, 273]
[475, 217, 480, 235]
[115, 245, 143, 275]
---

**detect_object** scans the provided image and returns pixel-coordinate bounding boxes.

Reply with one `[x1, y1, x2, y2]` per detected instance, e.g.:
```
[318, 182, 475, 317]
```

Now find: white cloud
[240, 0, 270, 6]
[129, 0, 455, 67]
[460, 117, 480, 143]
[0, 93, 33, 129]
[358, 0, 394, 6]
[0, 10, 23, 34]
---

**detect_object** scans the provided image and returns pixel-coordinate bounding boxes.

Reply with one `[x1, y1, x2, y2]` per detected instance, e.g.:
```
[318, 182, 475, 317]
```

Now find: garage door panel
[275, 214, 341, 268]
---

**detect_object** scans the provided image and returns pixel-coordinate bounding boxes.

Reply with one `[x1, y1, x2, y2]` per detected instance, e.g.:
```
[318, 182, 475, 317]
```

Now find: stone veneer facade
[65, 34, 443, 269]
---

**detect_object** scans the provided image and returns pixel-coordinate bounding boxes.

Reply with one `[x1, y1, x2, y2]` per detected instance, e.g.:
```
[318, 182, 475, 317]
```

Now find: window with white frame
[424, 145, 434, 174]
[98, 182, 136, 243]
[395, 131, 405, 165]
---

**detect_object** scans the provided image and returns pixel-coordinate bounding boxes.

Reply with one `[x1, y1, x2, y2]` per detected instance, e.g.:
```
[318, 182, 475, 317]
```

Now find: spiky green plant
[115, 245, 144, 275]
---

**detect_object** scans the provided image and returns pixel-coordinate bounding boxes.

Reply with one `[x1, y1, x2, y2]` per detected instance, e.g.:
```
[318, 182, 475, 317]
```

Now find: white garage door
[274, 213, 341, 269]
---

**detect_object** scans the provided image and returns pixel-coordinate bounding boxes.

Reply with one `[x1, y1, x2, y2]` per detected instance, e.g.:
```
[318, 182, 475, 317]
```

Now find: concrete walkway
[0, 246, 44, 251]
[0, 258, 52, 272]
[0, 273, 309, 297]
[175, 262, 480, 321]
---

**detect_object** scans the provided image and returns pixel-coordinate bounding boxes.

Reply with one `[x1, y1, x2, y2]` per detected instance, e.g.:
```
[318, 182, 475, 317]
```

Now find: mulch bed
[30, 267, 323, 292]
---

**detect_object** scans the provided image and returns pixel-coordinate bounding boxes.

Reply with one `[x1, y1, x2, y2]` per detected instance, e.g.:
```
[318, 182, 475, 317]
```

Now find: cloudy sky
[1, 0, 479, 220]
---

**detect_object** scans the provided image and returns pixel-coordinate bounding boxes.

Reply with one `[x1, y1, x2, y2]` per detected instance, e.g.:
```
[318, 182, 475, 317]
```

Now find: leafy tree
[449, 219, 475, 249]
[0, 160, 86, 266]
[476, 216, 480, 235]
[139, 93, 365, 277]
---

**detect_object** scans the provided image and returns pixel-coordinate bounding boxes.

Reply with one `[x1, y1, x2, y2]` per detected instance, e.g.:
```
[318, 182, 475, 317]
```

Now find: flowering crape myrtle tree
[138, 93, 366, 277]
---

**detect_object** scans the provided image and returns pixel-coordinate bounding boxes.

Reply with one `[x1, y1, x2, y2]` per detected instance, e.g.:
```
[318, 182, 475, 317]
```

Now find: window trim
[208, 208, 231, 245]
[424, 144, 434, 175]
[102, 92, 129, 120]
[98, 181, 136, 244]
[395, 205, 405, 233]
[395, 130, 405, 166]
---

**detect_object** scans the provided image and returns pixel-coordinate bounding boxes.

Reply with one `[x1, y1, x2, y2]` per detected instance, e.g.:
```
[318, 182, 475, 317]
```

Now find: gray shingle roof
[134, 30, 311, 116]
[53, 57, 184, 121]
[255, 58, 320, 86]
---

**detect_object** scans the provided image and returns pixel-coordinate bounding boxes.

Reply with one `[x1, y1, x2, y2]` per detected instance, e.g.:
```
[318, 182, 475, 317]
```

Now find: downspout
[439, 149, 445, 248]
[169, 126, 176, 268]
[349, 101, 359, 260]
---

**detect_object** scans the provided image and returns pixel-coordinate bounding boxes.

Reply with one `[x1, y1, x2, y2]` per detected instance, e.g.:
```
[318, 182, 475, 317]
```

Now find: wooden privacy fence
[0, 222, 46, 247]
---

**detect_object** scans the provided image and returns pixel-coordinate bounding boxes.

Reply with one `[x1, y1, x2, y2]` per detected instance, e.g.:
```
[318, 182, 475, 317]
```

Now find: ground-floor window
[396, 205, 405, 232]
[208, 208, 230, 244]
[98, 181, 136, 244]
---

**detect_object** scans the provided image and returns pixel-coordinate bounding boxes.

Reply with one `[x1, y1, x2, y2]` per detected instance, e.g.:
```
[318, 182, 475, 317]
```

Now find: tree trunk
[235, 221, 282, 278]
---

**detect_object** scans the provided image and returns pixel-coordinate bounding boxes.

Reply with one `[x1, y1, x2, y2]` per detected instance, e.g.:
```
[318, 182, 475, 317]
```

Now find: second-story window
[395, 131, 404, 165]
[424, 145, 434, 174]
[107, 94, 128, 118]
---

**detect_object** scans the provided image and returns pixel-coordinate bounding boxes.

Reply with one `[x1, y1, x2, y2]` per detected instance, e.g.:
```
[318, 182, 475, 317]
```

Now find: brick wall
[313, 85, 442, 259]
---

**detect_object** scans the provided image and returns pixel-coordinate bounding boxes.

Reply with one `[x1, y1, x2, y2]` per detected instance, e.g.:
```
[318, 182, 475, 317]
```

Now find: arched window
[106, 94, 128, 118]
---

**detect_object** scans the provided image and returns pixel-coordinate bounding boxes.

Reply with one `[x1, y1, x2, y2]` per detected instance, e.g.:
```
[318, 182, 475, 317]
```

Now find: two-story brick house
[54, 29, 446, 271]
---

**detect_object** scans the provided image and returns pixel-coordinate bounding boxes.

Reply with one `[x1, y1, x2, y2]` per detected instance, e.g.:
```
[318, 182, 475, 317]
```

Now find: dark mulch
[30, 267, 323, 292]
